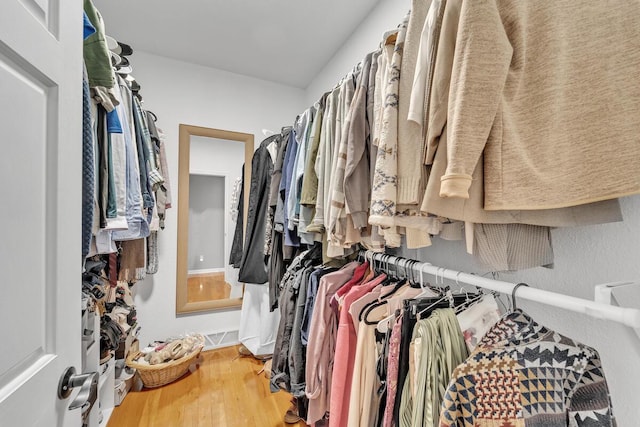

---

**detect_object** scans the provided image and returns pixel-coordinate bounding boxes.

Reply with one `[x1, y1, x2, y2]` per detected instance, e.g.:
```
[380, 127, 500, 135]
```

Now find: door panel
[18, 0, 49, 28]
[0, 52, 49, 379]
[0, 0, 82, 425]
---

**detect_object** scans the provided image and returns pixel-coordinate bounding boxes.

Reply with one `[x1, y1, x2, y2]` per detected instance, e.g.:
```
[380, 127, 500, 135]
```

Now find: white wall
[304, 0, 410, 104]
[302, 0, 640, 423]
[129, 51, 305, 346]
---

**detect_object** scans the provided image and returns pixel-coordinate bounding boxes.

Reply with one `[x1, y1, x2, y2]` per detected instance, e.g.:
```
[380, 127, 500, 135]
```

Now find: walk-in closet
[1, 0, 639, 426]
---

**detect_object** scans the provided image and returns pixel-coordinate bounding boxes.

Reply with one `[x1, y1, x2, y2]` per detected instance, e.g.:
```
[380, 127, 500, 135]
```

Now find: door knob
[57, 366, 99, 411]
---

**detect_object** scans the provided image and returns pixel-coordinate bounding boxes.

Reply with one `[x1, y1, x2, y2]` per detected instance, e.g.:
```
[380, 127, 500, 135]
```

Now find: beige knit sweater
[420, 0, 622, 227]
[396, 0, 431, 207]
[440, 0, 640, 210]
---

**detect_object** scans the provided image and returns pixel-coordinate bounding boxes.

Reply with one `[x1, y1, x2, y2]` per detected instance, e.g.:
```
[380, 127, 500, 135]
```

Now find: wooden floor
[187, 272, 231, 303]
[108, 346, 307, 427]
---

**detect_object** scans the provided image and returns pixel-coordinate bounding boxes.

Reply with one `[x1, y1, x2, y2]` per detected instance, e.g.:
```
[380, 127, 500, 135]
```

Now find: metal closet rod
[360, 250, 640, 329]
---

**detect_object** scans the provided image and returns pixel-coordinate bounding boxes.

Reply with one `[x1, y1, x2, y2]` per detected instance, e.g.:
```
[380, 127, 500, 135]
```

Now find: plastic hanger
[414, 261, 438, 298]
[361, 278, 407, 324]
[371, 258, 408, 331]
[416, 286, 454, 320]
[375, 261, 416, 332]
[377, 308, 401, 334]
[454, 288, 485, 314]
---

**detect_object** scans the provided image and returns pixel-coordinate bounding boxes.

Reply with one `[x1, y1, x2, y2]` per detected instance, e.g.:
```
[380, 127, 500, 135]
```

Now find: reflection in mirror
[176, 125, 253, 314]
[187, 174, 228, 302]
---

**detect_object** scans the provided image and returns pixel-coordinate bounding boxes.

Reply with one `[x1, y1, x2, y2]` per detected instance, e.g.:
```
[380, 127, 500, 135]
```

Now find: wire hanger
[511, 283, 529, 311]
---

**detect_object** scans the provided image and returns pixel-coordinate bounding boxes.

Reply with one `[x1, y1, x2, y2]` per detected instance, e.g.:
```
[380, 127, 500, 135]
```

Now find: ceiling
[94, 0, 382, 89]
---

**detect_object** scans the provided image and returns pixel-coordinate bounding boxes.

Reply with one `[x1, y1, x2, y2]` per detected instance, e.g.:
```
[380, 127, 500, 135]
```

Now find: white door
[0, 0, 83, 426]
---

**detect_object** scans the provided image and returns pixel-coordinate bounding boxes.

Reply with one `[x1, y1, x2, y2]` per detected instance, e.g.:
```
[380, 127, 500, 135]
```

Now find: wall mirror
[176, 124, 253, 314]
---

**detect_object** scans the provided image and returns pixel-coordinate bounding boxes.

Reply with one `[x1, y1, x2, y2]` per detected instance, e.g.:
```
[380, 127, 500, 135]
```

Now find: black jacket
[238, 136, 278, 284]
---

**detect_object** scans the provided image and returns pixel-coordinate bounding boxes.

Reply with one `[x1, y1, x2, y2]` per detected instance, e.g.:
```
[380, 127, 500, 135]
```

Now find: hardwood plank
[187, 272, 231, 303]
[108, 346, 308, 427]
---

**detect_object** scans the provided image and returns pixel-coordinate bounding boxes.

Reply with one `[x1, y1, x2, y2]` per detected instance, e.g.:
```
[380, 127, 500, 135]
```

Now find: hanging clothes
[382, 312, 404, 427]
[369, 15, 410, 248]
[306, 261, 360, 425]
[271, 250, 312, 393]
[418, 0, 623, 229]
[281, 130, 301, 249]
[239, 283, 280, 356]
[307, 88, 337, 238]
[342, 52, 376, 242]
[329, 267, 383, 427]
[83, 0, 117, 110]
[299, 98, 326, 248]
[238, 135, 278, 284]
[82, 67, 95, 259]
[229, 165, 244, 268]
[270, 245, 322, 394]
[399, 308, 467, 427]
[396, 0, 431, 208]
[347, 303, 388, 427]
[440, 310, 616, 426]
[329, 53, 375, 251]
[290, 108, 316, 245]
[110, 76, 150, 242]
[438, 0, 640, 209]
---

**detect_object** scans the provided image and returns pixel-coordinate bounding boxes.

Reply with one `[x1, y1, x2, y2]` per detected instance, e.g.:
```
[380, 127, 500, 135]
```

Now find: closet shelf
[361, 251, 640, 329]
[98, 408, 113, 427]
[98, 359, 114, 390]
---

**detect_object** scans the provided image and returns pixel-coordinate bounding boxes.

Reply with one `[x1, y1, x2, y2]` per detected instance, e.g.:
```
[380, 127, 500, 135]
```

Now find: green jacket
[83, 0, 114, 88]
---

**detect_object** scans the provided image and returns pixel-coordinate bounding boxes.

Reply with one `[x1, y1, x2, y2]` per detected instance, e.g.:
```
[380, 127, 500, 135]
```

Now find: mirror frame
[176, 124, 254, 314]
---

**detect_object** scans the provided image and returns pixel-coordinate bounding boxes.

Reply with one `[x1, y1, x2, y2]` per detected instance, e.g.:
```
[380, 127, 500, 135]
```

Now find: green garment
[299, 99, 325, 205]
[83, 0, 115, 88]
[400, 308, 469, 427]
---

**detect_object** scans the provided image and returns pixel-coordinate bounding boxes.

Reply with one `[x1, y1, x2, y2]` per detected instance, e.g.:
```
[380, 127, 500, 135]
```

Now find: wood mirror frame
[176, 124, 253, 314]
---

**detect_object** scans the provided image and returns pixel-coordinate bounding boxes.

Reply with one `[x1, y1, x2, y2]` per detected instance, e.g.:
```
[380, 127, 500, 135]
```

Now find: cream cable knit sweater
[369, 14, 410, 247]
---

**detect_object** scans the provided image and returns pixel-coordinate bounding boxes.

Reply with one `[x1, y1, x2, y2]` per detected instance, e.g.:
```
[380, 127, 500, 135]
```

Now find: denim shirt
[112, 79, 149, 241]
[300, 267, 338, 346]
[131, 96, 155, 210]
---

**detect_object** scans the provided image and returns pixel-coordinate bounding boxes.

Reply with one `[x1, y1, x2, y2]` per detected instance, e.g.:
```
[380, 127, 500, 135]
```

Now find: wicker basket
[126, 338, 204, 388]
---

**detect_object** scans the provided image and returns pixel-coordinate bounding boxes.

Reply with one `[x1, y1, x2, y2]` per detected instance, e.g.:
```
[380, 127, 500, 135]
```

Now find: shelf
[98, 359, 114, 391]
[98, 407, 113, 427]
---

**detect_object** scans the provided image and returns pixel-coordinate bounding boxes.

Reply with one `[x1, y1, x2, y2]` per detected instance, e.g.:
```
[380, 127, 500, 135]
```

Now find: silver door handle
[57, 366, 99, 410]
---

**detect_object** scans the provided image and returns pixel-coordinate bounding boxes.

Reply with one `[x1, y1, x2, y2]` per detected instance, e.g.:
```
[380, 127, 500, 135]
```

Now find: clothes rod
[361, 251, 640, 329]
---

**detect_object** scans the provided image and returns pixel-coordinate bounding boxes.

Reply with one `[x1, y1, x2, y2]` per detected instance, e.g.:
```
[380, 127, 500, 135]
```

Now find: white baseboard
[188, 267, 225, 275]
